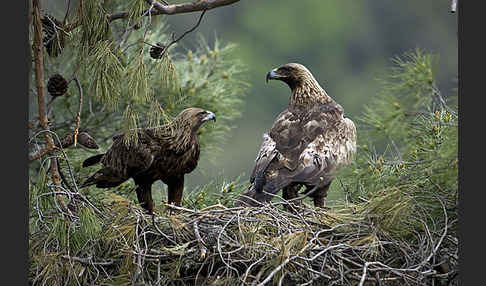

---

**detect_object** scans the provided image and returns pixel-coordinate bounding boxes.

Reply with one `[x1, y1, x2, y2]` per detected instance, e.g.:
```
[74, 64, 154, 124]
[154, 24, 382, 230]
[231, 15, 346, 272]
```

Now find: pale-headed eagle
[236, 63, 356, 208]
[81, 108, 216, 214]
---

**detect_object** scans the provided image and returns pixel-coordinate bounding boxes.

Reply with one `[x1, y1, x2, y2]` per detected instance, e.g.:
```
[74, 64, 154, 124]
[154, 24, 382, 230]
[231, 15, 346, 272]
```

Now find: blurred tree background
[153, 0, 458, 191]
[38, 0, 457, 194]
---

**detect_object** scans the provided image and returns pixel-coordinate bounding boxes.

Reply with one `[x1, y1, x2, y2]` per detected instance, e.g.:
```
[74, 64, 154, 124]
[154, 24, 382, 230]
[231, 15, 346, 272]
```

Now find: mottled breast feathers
[250, 100, 356, 194]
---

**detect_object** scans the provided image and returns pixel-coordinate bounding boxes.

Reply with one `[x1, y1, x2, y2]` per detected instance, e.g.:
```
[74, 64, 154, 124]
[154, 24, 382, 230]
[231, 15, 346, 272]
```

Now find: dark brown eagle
[81, 107, 216, 214]
[235, 63, 356, 208]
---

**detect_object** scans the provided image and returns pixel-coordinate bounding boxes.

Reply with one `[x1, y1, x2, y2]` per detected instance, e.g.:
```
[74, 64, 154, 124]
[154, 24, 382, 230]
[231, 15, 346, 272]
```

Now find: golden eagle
[81, 107, 216, 214]
[236, 63, 356, 208]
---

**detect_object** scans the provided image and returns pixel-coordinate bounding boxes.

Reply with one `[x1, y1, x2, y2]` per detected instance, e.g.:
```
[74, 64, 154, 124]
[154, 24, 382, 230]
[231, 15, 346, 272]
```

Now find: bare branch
[148, 9, 207, 58]
[193, 219, 208, 259]
[147, 0, 239, 15]
[109, 0, 239, 21]
[62, 255, 115, 266]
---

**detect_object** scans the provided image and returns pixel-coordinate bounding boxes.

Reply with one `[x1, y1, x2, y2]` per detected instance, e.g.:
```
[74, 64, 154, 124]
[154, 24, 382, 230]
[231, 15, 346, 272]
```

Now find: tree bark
[32, 0, 66, 210]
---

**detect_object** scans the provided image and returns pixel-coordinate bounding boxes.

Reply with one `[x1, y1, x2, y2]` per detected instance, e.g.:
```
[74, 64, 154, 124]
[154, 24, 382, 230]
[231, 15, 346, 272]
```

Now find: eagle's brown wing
[250, 102, 356, 195]
[101, 129, 166, 179]
[249, 133, 278, 192]
[82, 129, 165, 188]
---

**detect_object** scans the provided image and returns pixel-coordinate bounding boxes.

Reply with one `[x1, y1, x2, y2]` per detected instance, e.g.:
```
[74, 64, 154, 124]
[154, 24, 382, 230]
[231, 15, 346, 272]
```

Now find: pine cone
[42, 15, 64, 57]
[77, 132, 99, 149]
[150, 42, 166, 59]
[56, 132, 99, 149]
[47, 74, 68, 98]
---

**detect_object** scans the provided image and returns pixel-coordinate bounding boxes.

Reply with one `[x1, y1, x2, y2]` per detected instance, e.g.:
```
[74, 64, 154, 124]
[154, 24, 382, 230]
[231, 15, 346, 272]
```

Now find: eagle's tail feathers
[82, 154, 104, 168]
[80, 168, 125, 189]
[253, 174, 265, 193]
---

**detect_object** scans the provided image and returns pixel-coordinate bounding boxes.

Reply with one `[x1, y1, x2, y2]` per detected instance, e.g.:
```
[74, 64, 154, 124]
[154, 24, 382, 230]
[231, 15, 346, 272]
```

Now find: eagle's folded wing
[101, 131, 156, 179]
[251, 103, 356, 195]
[250, 133, 278, 192]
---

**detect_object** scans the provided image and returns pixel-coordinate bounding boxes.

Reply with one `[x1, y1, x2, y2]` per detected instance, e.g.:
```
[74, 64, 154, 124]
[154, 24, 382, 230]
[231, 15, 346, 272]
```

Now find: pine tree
[338, 49, 458, 238]
[29, 1, 249, 190]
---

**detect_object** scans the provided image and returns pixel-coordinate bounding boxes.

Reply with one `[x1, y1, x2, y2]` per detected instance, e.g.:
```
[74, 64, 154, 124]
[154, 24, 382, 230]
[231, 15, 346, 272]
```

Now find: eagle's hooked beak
[203, 111, 216, 122]
[266, 69, 279, 83]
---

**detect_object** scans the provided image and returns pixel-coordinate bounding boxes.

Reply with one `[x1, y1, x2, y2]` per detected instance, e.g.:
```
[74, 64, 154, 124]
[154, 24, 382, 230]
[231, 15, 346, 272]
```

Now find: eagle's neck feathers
[290, 75, 333, 107]
[150, 119, 199, 152]
[171, 120, 198, 152]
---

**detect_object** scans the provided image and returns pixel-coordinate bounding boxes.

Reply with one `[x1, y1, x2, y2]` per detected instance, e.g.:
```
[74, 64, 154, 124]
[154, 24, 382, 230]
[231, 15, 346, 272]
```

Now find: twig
[131, 216, 143, 286]
[61, 255, 115, 266]
[145, 9, 207, 59]
[242, 253, 268, 284]
[216, 215, 239, 275]
[256, 236, 324, 286]
[193, 218, 208, 259]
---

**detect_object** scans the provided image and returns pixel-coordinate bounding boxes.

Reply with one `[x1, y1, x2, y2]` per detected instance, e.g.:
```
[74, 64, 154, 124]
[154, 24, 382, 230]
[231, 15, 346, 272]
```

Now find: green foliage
[30, 3, 249, 185]
[338, 49, 457, 236]
[78, 0, 111, 50]
[127, 0, 145, 26]
[360, 49, 440, 146]
[163, 37, 249, 154]
[86, 40, 125, 108]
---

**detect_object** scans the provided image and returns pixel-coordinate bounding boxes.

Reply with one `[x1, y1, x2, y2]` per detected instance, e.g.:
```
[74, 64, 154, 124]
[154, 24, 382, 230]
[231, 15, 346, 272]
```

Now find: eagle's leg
[282, 183, 302, 211]
[308, 182, 331, 208]
[167, 176, 184, 206]
[135, 184, 155, 215]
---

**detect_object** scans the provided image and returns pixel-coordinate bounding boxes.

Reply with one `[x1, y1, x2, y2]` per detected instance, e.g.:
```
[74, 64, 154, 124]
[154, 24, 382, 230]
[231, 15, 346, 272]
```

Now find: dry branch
[108, 0, 240, 21]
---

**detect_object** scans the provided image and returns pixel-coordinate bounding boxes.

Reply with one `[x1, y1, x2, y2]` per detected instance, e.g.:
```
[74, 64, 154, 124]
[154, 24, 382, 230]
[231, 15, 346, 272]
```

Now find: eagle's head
[266, 63, 315, 89]
[176, 107, 216, 133]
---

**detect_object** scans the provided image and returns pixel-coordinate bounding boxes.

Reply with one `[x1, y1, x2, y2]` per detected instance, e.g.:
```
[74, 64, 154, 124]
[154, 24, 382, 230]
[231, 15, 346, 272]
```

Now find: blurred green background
[44, 0, 458, 190]
[164, 1, 458, 189]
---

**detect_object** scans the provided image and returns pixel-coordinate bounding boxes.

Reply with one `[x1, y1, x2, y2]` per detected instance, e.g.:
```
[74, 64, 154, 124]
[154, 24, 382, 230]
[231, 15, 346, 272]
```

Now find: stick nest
[29, 185, 458, 286]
